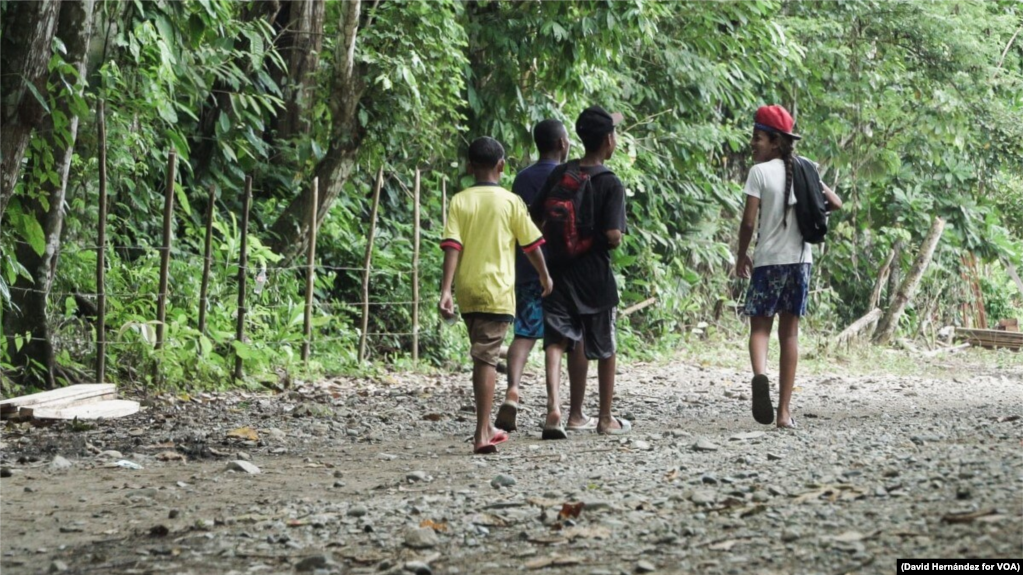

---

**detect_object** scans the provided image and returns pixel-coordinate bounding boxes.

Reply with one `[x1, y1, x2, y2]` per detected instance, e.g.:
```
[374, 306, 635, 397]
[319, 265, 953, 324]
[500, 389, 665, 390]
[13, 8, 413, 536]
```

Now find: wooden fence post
[198, 184, 216, 336]
[234, 176, 253, 380]
[302, 177, 319, 363]
[96, 100, 108, 383]
[359, 168, 384, 362]
[155, 150, 176, 354]
[412, 168, 421, 363]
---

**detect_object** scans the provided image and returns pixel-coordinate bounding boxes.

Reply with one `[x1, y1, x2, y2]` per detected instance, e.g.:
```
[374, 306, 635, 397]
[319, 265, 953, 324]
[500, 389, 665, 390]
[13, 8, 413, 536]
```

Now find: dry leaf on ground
[559, 502, 584, 519]
[420, 519, 448, 532]
[226, 426, 259, 441]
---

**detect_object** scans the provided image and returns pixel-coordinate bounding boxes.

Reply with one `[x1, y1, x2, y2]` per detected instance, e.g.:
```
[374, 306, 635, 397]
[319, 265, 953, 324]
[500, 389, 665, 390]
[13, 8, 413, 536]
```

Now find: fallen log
[834, 308, 882, 348]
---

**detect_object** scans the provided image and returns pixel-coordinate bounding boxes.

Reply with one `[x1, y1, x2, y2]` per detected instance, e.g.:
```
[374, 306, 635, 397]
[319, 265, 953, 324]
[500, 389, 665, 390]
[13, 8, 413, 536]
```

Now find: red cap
[754, 105, 801, 140]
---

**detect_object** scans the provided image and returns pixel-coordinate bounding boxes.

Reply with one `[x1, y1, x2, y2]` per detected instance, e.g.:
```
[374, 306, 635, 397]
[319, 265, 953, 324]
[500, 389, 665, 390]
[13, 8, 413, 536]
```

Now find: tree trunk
[189, 2, 284, 190]
[4, 0, 96, 388]
[868, 246, 897, 310]
[269, 0, 363, 261]
[269, 0, 325, 141]
[0, 0, 62, 218]
[872, 216, 946, 346]
[269, 142, 360, 260]
[886, 239, 904, 301]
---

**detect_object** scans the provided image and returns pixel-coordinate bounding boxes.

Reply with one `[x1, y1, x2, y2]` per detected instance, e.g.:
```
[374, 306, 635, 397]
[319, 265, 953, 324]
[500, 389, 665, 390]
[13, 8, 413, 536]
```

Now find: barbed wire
[7, 285, 427, 309]
[13, 331, 422, 346]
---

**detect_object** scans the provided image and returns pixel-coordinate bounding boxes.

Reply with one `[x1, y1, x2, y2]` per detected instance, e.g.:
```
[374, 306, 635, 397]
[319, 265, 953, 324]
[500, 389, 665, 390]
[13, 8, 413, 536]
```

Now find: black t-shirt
[529, 161, 627, 314]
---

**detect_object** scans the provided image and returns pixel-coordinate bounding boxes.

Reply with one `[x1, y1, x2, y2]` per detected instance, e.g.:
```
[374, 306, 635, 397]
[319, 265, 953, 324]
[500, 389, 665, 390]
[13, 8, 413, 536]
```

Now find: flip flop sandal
[494, 401, 519, 432]
[541, 423, 568, 440]
[567, 417, 598, 432]
[598, 417, 632, 436]
[473, 430, 509, 454]
[473, 443, 498, 455]
[751, 374, 774, 425]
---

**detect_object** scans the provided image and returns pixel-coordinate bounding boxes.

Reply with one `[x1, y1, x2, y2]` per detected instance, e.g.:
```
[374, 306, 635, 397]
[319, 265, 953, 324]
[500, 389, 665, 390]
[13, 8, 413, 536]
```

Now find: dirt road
[2, 351, 1021, 574]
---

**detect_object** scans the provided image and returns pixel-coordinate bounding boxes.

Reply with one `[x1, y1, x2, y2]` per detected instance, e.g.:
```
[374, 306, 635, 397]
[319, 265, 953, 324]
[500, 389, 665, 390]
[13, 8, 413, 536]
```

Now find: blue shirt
[511, 160, 559, 284]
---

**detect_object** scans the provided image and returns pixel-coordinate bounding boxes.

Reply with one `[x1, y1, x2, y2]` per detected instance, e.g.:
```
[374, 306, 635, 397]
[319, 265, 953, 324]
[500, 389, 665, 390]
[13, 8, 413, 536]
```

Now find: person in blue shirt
[494, 119, 593, 433]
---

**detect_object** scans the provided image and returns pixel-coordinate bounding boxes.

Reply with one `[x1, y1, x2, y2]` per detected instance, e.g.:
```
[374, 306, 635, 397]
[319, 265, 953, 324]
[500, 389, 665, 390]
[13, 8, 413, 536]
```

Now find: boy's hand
[735, 254, 752, 279]
[539, 273, 553, 297]
[605, 229, 623, 249]
[438, 291, 456, 319]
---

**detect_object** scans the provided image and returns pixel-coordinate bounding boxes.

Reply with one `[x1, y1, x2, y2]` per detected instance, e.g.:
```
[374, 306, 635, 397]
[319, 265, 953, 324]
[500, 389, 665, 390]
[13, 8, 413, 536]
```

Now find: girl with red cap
[735, 105, 842, 428]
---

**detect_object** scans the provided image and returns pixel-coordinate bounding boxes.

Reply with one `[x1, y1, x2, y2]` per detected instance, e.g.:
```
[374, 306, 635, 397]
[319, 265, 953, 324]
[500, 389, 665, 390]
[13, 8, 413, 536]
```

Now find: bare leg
[505, 336, 536, 404]
[566, 341, 590, 427]
[749, 315, 774, 375]
[595, 354, 622, 433]
[472, 358, 501, 449]
[544, 342, 567, 429]
[776, 312, 800, 428]
[749, 315, 775, 425]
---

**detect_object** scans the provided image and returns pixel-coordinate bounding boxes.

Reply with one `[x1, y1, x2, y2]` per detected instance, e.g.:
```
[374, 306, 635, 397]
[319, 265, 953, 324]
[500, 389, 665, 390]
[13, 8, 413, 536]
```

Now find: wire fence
[3, 138, 442, 385]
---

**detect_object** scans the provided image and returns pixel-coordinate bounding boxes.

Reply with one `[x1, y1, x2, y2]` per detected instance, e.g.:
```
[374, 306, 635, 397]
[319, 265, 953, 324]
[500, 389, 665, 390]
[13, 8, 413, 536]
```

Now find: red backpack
[539, 162, 611, 264]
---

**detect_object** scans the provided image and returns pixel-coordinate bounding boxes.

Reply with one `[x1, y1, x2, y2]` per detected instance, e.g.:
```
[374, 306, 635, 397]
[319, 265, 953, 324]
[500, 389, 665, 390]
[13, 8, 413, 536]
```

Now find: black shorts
[542, 290, 617, 360]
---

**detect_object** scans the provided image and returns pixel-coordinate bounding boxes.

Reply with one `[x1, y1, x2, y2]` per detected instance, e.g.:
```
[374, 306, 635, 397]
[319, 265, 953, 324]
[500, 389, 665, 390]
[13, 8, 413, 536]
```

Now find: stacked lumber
[954, 328, 1022, 351]
[0, 384, 139, 421]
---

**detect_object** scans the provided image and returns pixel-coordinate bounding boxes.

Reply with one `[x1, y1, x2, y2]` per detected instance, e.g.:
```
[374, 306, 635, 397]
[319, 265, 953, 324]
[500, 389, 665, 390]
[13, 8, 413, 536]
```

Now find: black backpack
[538, 162, 611, 264]
[789, 155, 829, 244]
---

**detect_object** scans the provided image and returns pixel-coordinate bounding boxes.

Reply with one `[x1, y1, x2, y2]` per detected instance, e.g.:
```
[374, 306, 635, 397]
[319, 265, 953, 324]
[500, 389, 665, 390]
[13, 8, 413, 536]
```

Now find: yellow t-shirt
[440, 185, 544, 316]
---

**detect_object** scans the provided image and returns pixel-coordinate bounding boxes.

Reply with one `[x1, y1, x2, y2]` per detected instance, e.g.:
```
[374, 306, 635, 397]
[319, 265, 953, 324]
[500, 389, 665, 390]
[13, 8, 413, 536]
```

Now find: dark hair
[579, 130, 609, 154]
[468, 136, 505, 169]
[767, 131, 796, 227]
[533, 120, 565, 154]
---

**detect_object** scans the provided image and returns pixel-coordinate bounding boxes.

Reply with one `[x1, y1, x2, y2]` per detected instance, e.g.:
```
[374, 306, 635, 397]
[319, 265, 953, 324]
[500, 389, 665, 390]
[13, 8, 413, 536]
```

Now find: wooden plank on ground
[0, 384, 116, 418]
[3, 388, 118, 415]
[28, 400, 140, 420]
[954, 328, 1022, 351]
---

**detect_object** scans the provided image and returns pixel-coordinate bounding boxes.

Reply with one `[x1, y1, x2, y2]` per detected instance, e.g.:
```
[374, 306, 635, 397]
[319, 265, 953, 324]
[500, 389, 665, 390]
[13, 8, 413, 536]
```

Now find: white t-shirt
[744, 158, 812, 268]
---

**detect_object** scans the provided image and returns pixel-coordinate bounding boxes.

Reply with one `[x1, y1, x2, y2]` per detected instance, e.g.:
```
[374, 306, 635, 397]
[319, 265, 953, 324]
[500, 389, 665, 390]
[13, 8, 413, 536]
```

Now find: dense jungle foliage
[1, 0, 1021, 392]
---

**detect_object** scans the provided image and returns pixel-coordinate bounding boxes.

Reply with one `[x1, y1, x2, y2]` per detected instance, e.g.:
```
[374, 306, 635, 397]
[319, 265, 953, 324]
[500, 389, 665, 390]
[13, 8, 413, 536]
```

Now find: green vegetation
[2, 0, 1020, 393]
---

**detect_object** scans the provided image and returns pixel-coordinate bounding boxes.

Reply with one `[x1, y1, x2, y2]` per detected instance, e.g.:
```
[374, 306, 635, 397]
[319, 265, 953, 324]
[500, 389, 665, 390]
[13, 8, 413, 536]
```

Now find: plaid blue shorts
[514, 282, 545, 339]
[744, 263, 812, 318]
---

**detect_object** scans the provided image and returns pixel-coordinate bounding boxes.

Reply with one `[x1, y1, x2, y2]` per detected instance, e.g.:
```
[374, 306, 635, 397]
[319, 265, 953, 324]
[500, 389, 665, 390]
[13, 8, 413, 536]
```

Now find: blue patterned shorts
[514, 282, 545, 339]
[744, 263, 812, 317]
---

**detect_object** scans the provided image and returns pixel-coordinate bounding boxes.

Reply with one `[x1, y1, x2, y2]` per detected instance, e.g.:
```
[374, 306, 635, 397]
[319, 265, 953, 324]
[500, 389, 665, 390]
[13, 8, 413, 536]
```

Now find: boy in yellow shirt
[439, 137, 553, 454]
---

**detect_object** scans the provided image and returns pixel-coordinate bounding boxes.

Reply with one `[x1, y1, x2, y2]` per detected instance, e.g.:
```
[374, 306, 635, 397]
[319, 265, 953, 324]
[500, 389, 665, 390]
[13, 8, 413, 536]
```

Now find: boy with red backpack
[530, 106, 631, 437]
[495, 119, 587, 434]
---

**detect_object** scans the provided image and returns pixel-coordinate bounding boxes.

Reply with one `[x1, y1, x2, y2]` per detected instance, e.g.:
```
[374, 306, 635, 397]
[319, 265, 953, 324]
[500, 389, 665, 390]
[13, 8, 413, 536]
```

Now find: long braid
[773, 134, 796, 228]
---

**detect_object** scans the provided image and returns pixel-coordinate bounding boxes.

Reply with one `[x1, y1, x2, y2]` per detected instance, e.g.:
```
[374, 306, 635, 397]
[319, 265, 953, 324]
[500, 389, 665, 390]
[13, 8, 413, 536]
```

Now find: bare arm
[822, 183, 842, 211]
[736, 196, 759, 279]
[524, 247, 553, 296]
[438, 248, 460, 318]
